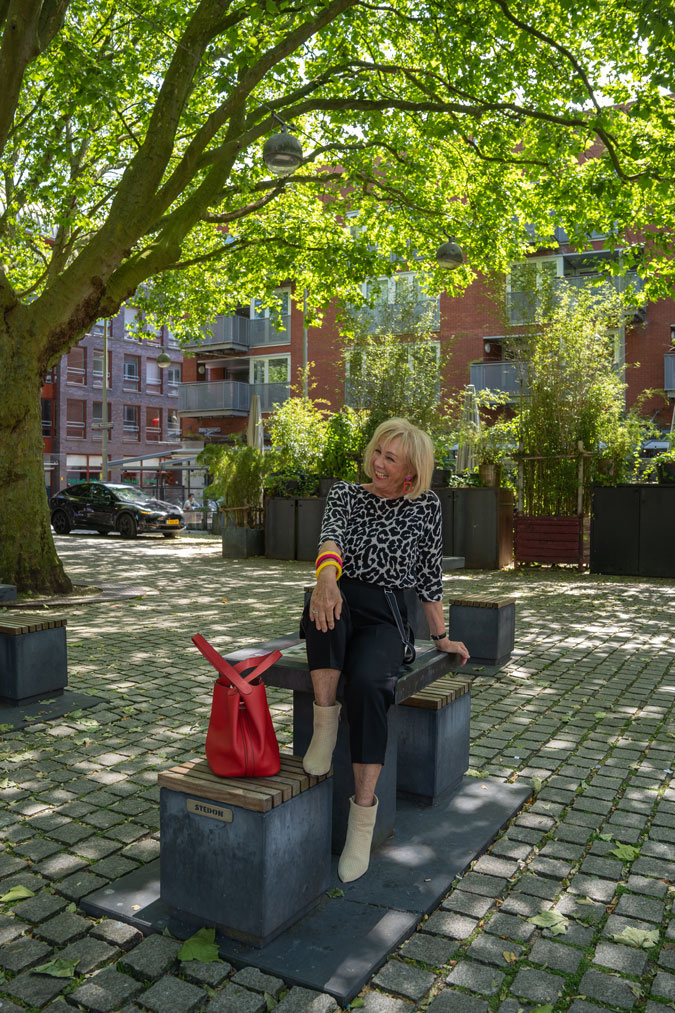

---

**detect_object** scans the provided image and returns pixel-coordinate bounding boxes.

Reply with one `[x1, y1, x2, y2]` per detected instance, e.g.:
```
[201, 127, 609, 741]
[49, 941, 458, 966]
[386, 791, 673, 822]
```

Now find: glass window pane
[268, 358, 288, 383]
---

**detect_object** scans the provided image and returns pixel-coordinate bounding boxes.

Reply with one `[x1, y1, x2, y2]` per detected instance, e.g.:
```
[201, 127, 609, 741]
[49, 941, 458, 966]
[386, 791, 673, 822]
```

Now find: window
[92, 401, 112, 439]
[249, 289, 291, 346]
[123, 306, 161, 342]
[250, 355, 290, 385]
[167, 410, 180, 441]
[345, 340, 441, 407]
[123, 354, 141, 391]
[167, 364, 181, 391]
[123, 404, 140, 441]
[147, 359, 162, 394]
[506, 256, 562, 325]
[67, 347, 86, 384]
[88, 319, 105, 337]
[252, 289, 290, 321]
[66, 399, 86, 438]
[41, 399, 53, 437]
[92, 349, 112, 387]
[357, 272, 440, 333]
[146, 407, 161, 442]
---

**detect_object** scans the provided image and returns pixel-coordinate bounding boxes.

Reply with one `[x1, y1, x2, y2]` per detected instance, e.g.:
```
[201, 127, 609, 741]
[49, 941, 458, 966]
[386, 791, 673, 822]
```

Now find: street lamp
[436, 239, 464, 269]
[263, 125, 303, 175]
[157, 351, 171, 368]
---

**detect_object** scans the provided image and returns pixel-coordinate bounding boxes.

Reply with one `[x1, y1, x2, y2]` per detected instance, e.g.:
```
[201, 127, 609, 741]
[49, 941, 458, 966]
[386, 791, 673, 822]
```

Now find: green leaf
[610, 843, 640, 861]
[327, 887, 344, 899]
[0, 724, 13, 734]
[575, 897, 596, 906]
[177, 927, 221, 963]
[528, 910, 568, 934]
[531, 777, 543, 793]
[594, 711, 607, 718]
[598, 832, 613, 841]
[613, 926, 659, 949]
[33, 958, 79, 977]
[503, 950, 519, 962]
[531, 1006, 555, 1013]
[264, 991, 277, 1011]
[66, 902, 76, 913]
[350, 1000, 365, 1009]
[1, 885, 35, 902]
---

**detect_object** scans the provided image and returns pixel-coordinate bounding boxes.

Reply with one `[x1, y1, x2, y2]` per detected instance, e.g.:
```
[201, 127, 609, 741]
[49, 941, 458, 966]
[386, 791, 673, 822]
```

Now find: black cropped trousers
[301, 577, 407, 765]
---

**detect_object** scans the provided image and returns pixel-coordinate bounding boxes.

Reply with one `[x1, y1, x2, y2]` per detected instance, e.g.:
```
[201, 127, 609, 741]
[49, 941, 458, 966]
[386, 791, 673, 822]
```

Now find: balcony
[178, 380, 290, 417]
[665, 355, 675, 397]
[507, 270, 645, 327]
[184, 314, 290, 353]
[351, 298, 440, 335]
[470, 361, 526, 401]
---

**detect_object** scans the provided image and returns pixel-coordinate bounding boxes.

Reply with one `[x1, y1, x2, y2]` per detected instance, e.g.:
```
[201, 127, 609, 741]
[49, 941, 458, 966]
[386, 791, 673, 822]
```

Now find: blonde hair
[363, 418, 435, 499]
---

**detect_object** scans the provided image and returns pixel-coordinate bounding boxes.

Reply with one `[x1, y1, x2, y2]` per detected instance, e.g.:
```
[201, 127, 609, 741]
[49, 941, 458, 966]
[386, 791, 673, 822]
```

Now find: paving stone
[14, 838, 62, 862]
[0, 935, 52, 972]
[0, 912, 27, 944]
[55, 869, 109, 901]
[555, 823, 593, 845]
[36, 910, 92, 945]
[658, 945, 675, 971]
[569, 873, 617, 902]
[273, 987, 339, 1012]
[56, 935, 119, 974]
[121, 838, 161, 863]
[373, 958, 435, 1001]
[427, 991, 489, 1013]
[651, 971, 675, 1001]
[400, 933, 458, 966]
[47, 822, 95, 845]
[530, 937, 583, 973]
[529, 856, 574, 879]
[11, 890, 68, 924]
[580, 855, 624, 879]
[74, 838, 122, 861]
[472, 855, 520, 879]
[632, 856, 675, 880]
[555, 892, 605, 924]
[423, 910, 478, 940]
[0, 854, 28, 877]
[119, 934, 182, 981]
[484, 912, 536, 942]
[615, 893, 664, 923]
[604, 913, 658, 941]
[578, 968, 638, 1008]
[540, 840, 584, 861]
[91, 917, 143, 950]
[231, 967, 285, 998]
[4, 969, 69, 1007]
[510, 966, 565, 1003]
[0, 999, 25, 1013]
[456, 872, 508, 898]
[500, 892, 553, 918]
[358, 995, 414, 1013]
[137, 974, 206, 1012]
[34, 851, 89, 881]
[67, 966, 144, 1012]
[489, 838, 532, 861]
[515, 874, 559, 900]
[593, 940, 649, 977]
[205, 984, 267, 1013]
[446, 960, 504, 995]
[90, 855, 140, 880]
[180, 958, 232, 988]
[442, 890, 494, 918]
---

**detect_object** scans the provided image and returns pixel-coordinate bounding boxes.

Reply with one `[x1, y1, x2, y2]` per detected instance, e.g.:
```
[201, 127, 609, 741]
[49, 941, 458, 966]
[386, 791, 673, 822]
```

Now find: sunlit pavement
[1, 533, 674, 1011]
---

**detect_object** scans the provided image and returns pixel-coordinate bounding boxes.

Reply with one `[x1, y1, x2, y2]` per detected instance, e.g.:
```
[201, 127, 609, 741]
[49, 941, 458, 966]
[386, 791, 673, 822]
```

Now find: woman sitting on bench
[301, 417, 469, 883]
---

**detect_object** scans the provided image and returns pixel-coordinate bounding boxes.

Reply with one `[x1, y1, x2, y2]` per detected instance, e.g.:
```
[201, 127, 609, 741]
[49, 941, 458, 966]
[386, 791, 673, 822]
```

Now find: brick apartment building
[41, 309, 185, 499]
[177, 235, 675, 443]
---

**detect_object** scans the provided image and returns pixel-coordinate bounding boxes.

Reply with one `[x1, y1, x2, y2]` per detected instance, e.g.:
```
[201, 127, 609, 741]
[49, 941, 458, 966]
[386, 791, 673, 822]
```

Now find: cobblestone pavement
[1, 532, 675, 1013]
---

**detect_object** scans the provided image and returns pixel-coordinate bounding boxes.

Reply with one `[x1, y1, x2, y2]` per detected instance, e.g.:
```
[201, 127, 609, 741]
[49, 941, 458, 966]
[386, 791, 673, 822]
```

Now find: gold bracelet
[316, 563, 342, 579]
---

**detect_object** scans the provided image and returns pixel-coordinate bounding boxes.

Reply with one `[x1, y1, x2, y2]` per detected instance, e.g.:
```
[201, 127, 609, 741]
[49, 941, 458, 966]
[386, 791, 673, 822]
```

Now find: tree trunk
[0, 325, 72, 594]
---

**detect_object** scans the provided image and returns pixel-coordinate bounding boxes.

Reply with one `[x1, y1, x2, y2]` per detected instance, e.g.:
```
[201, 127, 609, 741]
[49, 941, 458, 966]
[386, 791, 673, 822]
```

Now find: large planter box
[591, 484, 675, 577]
[515, 515, 589, 566]
[221, 522, 264, 558]
[453, 488, 514, 569]
[296, 498, 326, 562]
[265, 497, 297, 559]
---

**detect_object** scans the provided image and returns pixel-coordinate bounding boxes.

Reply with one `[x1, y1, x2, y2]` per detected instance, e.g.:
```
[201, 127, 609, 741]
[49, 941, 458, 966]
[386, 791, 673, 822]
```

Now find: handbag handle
[192, 634, 281, 696]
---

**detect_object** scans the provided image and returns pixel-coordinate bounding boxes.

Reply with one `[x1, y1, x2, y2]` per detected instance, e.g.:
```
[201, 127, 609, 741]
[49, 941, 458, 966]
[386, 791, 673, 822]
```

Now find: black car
[50, 482, 185, 539]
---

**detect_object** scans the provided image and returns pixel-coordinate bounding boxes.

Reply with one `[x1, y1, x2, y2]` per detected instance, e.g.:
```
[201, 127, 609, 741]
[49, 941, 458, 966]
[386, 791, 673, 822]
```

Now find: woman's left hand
[434, 637, 470, 664]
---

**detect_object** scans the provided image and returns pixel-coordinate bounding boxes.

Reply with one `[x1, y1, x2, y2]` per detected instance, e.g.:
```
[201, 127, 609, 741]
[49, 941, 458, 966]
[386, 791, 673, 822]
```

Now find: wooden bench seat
[159, 753, 332, 947]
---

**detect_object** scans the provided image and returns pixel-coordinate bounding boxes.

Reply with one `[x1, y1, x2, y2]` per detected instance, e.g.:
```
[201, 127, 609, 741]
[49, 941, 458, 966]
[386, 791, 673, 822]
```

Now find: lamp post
[436, 239, 464, 269]
[157, 351, 171, 368]
[101, 318, 110, 481]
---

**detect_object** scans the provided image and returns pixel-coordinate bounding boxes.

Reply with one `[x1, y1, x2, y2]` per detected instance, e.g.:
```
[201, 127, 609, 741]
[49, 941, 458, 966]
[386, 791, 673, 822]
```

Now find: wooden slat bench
[448, 593, 516, 667]
[0, 615, 67, 705]
[158, 754, 332, 947]
[396, 675, 472, 806]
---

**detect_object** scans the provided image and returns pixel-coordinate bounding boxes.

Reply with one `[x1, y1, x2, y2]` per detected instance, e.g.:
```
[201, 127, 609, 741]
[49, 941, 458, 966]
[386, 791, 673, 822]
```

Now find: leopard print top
[319, 481, 443, 602]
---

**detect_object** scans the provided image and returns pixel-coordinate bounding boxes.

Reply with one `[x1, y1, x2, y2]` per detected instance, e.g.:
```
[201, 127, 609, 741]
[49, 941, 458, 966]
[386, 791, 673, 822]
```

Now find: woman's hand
[310, 570, 343, 632]
[434, 636, 470, 664]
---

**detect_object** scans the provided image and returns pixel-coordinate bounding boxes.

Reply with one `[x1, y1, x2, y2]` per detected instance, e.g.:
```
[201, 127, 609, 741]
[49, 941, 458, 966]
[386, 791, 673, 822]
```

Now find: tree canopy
[1, 0, 675, 591]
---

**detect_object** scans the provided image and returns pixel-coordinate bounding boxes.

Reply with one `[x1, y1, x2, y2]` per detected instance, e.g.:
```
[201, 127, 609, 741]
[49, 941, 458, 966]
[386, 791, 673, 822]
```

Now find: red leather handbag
[192, 635, 282, 778]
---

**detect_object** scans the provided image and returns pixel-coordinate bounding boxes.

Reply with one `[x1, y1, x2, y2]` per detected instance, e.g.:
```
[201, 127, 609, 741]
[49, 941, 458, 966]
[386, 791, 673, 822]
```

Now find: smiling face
[370, 436, 411, 498]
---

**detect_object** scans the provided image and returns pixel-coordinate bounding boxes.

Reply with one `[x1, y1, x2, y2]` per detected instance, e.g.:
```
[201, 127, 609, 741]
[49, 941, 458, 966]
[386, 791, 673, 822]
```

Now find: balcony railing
[178, 380, 290, 415]
[508, 272, 645, 326]
[350, 298, 440, 335]
[184, 313, 291, 352]
[665, 355, 675, 396]
[470, 361, 526, 400]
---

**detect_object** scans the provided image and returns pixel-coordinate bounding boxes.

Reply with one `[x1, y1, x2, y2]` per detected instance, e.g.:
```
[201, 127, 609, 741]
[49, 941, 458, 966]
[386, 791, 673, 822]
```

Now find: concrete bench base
[158, 756, 332, 948]
[0, 617, 67, 704]
[396, 676, 471, 806]
[448, 594, 516, 667]
[0, 584, 17, 602]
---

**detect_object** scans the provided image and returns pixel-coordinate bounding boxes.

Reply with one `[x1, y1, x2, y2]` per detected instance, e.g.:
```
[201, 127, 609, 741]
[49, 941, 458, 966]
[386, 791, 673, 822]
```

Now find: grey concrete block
[274, 987, 339, 1012]
[0, 935, 52, 972]
[400, 933, 458, 967]
[395, 691, 470, 804]
[578, 968, 638, 1008]
[68, 966, 144, 1011]
[231, 967, 285, 997]
[0, 624, 67, 702]
[91, 917, 143, 950]
[180, 958, 232, 988]
[448, 599, 515, 666]
[427, 990, 490, 1013]
[0, 583, 17, 600]
[206, 984, 267, 1013]
[160, 776, 332, 947]
[373, 958, 436, 1000]
[4, 969, 69, 1008]
[446, 960, 504, 995]
[593, 941, 648, 977]
[119, 934, 182, 981]
[36, 910, 91, 945]
[511, 967, 565, 1003]
[137, 975, 206, 1012]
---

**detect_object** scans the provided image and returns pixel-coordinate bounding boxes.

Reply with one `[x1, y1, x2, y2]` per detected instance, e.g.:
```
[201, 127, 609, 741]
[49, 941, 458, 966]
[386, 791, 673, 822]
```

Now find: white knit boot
[338, 795, 378, 883]
[302, 702, 341, 776]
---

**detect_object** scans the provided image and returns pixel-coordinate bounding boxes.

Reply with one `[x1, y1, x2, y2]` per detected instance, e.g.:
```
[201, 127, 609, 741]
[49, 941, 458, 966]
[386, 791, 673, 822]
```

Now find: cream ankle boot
[338, 795, 378, 883]
[302, 702, 341, 775]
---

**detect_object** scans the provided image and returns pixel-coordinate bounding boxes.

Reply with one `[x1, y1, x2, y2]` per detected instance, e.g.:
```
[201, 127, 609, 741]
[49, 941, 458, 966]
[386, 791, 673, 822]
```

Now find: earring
[403, 475, 414, 494]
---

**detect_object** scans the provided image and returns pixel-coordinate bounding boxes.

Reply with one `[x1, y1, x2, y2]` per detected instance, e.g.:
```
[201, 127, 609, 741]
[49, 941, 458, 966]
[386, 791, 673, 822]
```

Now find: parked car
[50, 482, 185, 539]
